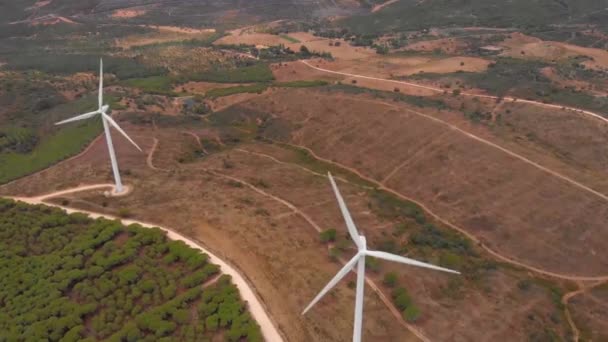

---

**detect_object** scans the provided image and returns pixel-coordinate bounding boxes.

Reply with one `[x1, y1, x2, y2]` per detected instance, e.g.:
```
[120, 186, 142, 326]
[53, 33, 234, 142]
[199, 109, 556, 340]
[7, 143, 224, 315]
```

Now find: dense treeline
[340, 0, 608, 35]
[4, 54, 167, 80]
[0, 199, 262, 341]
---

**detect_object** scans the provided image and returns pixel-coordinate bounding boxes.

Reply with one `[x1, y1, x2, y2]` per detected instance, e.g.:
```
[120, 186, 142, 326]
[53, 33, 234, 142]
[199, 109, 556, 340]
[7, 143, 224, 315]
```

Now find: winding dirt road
[300, 60, 608, 124]
[8, 185, 285, 342]
[275, 140, 608, 283]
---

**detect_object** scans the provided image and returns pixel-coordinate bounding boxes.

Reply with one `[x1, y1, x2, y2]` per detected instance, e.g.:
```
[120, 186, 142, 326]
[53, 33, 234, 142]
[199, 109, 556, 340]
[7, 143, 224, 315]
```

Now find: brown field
[310, 55, 490, 81]
[238, 88, 608, 276]
[569, 284, 608, 341]
[404, 38, 469, 55]
[111, 9, 147, 19]
[174, 81, 242, 95]
[500, 33, 608, 69]
[486, 101, 608, 183]
[207, 91, 270, 112]
[32, 16, 77, 26]
[372, 0, 399, 13]
[271, 61, 343, 83]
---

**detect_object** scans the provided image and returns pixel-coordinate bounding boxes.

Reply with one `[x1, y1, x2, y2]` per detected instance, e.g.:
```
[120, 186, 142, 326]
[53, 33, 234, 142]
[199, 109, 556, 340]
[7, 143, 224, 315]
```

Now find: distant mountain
[341, 0, 608, 34]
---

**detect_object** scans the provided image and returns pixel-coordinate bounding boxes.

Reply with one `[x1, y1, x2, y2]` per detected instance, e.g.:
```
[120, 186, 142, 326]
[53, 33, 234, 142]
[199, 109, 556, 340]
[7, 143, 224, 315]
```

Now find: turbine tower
[56, 59, 142, 194]
[303, 173, 460, 342]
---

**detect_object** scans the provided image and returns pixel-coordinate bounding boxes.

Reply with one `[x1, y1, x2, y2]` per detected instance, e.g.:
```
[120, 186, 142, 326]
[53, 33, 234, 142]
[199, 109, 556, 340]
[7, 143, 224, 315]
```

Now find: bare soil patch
[501, 33, 608, 69]
[206, 90, 269, 112]
[372, 0, 399, 12]
[32, 15, 77, 26]
[111, 9, 147, 19]
[271, 61, 343, 83]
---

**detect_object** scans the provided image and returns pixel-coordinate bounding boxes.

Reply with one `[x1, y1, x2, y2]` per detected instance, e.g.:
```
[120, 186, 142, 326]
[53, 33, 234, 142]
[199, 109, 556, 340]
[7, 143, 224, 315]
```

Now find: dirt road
[276, 141, 608, 282]
[300, 60, 608, 124]
[9, 185, 286, 342]
[204, 169, 431, 342]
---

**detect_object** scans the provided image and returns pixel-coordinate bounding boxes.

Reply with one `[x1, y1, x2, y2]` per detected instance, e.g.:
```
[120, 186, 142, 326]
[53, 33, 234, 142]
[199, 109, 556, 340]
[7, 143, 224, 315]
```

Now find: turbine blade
[55, 110, 100, 125]
[328, 172, 362, 249]
[365, 250, 460, 275]
[98, 58, 103, 110]
[302, 253, 361, 315]
[102, 113, 142, 152]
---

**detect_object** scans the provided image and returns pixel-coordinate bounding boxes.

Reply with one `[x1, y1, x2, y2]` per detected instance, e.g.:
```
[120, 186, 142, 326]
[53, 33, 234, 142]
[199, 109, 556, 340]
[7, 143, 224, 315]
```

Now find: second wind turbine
[303, 173, 460, 342]
[56, 59, 142, 195]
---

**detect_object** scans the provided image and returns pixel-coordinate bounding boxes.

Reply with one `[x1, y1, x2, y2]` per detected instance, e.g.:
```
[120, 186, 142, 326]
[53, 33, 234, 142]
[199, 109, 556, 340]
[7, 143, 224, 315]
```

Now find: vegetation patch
[206, 84, 269, 99]
[0, 118, 101, 184]
[0, 199, 262, 341]
[191, 64, 275, 84]
[122, 76, 176, 96]
[274, 80, 329, 88]
[279, 34, 300, 43]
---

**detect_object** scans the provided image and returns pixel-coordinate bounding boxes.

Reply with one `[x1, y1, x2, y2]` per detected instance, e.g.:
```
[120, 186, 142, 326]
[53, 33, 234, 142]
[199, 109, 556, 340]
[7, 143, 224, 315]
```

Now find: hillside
[342, 0, 608, 34]
[1, 1, 608, 341]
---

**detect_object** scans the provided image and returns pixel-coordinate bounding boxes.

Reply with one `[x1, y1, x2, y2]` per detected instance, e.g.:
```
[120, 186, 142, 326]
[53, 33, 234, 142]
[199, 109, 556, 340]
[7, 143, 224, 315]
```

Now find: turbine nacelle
[100, 104, 109, 113]
[357, 235, 366, 251]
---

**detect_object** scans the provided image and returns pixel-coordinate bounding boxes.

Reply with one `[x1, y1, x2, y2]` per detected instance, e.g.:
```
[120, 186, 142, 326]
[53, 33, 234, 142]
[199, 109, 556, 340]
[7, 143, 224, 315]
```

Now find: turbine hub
[101, 104, 109, 113]
[359, 236, 366, 251]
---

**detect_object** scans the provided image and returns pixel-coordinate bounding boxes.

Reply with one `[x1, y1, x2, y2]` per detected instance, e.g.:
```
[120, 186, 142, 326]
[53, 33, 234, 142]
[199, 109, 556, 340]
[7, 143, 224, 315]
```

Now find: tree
[299, 45, 311, 56]
[392, 287, 412, 311]
[403, 305, 421, 322]
[383, 272, 398, 288]
[319, 228, 337, 243]
[205, 315, 219, 332]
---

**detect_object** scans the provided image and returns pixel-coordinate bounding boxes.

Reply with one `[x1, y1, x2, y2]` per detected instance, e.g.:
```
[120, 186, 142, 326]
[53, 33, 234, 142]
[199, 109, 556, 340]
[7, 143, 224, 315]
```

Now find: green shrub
[193, 64, 274, 83]
[319, 228, 337, 243]
[392, 287, 412, 311]
[403, 305, 421, 322]
[383, 272, 398, 288]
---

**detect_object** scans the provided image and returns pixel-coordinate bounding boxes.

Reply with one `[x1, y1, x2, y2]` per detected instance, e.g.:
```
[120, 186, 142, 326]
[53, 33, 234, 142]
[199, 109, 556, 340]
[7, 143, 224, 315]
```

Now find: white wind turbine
[56, 59, 142, 195]
[303, 173, 460, 342]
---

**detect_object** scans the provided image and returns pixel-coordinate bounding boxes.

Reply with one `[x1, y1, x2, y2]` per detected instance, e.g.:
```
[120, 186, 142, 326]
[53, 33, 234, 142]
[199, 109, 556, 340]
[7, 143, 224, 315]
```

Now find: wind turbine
[56, 59, 142, 195]
[302, 173, 460, 342]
